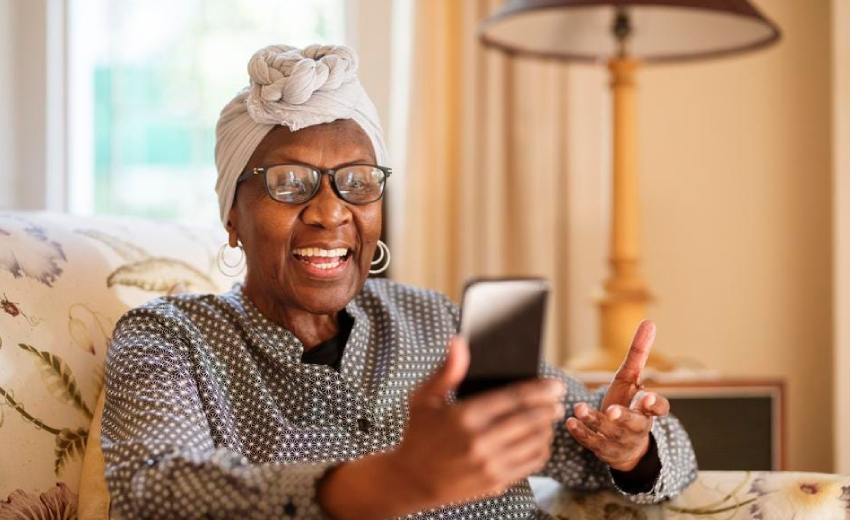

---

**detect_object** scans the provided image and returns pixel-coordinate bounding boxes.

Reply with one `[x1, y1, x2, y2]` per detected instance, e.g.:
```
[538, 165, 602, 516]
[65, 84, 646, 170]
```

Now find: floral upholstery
[0, 211, 847, 519]
[0, 212, 237, 517]
[532, 472, 850, 519]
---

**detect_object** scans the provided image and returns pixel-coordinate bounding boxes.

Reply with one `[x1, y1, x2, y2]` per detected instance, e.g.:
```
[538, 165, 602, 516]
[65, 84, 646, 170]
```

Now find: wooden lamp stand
[571, 15, 674, 371]
[479, 0, 781, 373]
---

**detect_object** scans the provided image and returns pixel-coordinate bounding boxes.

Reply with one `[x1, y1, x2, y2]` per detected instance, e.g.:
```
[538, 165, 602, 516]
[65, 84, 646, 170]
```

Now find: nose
[301, 174, 352, 229]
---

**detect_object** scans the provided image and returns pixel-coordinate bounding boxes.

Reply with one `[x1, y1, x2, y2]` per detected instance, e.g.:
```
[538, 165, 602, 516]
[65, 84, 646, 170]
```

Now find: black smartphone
[456, 277, 550, 399]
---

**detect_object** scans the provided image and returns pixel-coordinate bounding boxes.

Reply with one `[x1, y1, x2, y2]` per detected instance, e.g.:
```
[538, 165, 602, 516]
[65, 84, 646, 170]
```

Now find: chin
[293, 287, 357, 314]
[282, 269, 363, 311]
[265, 254, 372, 314]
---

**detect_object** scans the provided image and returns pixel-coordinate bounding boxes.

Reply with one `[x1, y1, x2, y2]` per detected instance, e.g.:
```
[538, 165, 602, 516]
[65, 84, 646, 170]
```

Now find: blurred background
[0, 0, 847, 476]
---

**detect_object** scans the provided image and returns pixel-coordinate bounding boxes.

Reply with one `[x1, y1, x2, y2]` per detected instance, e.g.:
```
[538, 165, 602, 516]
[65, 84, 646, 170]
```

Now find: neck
[242, 283, 341, 350]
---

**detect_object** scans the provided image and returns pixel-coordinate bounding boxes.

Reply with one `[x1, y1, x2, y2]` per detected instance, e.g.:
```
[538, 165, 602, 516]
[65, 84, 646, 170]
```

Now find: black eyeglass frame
[236, 162, 393, 205]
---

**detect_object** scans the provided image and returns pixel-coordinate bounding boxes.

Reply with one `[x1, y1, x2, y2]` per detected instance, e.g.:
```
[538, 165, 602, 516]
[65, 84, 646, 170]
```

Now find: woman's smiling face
[228, 119, 382, 315]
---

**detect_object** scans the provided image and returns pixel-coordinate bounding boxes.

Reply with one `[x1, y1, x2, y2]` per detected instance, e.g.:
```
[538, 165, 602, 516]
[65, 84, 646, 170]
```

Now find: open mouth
[292, 247, 352, 271]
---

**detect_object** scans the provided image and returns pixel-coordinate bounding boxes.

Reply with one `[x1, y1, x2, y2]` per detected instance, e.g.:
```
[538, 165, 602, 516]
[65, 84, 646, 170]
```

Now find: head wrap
[214, 44, 388, 226]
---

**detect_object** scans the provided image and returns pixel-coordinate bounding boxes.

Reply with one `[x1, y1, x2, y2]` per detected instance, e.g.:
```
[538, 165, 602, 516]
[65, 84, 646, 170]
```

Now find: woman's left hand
[566, 320, 671, 472]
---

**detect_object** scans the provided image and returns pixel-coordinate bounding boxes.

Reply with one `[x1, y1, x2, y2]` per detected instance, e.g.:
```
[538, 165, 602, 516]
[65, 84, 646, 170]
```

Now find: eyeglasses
[237, 163, 392, 205]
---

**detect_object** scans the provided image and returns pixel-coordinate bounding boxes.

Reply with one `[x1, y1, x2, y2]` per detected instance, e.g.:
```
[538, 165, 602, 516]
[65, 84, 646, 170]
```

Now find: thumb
[412, 335, 470, 403]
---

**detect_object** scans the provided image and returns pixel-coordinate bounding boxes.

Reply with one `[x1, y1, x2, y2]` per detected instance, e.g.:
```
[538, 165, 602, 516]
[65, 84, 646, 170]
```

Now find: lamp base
[567, 347, 677, 373]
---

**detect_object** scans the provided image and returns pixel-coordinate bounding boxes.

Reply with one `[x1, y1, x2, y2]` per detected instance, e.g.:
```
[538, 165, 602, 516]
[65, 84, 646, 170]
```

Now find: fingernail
[575, 404, 588, 418]
[645, 394, 657, 407]
[609, 406, 622, 420]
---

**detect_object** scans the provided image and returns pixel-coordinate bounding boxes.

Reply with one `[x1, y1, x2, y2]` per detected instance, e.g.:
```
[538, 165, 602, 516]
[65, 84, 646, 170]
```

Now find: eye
[285, 177, 308, 191]
[273, 178, 308, 195]
[337, 168, 374, 191]
[267, 167, 317, 199]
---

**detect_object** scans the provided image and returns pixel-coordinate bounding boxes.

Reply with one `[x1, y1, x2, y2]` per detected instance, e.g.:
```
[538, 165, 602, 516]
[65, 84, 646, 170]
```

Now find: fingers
[605, 404, 653, 434]
[569, 401, 657, 466]
[567, 414, 644, 465]
[456, 378, 565, 431]
[501, 433, 553, 480]
[483, 426, 553, 489]
[632, 391, 670, 417]
[574, 403, 622, 439]
[574, 402, 650, 438]
[565, 417, 607, 453]
[457, 406, 558, 496]
[479, 441, 552, 497]
[412, 336, 469, 404]
[478, 401, 564, 449]
[613, 320, 656, 385]
[499, 423, 555, 465]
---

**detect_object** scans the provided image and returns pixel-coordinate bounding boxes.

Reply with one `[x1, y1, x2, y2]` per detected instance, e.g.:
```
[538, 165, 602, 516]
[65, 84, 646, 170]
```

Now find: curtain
[394, 0, 574, 365]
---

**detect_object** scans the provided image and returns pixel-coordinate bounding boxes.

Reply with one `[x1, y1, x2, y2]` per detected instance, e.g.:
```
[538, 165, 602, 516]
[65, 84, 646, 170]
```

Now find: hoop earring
[217, 242, 246, 277]
[369, 240, 391, 275]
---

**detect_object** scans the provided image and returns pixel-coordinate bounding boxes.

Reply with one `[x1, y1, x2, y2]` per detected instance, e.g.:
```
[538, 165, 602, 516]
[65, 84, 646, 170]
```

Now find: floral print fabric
[0, 212, 233, 515]
[532, 471, 850, 520]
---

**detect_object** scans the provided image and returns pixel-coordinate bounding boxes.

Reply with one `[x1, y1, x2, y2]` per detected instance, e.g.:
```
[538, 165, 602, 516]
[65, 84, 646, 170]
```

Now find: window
[68, 0, 345, 223]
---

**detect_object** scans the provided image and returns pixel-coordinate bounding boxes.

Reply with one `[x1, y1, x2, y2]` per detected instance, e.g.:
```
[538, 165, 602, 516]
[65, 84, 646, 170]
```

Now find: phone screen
[456, 278, 549, 398]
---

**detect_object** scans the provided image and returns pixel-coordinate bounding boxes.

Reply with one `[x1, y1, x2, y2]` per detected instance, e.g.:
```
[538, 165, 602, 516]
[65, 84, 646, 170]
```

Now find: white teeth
[314, 260, 341, 270]
[293, 247, 349, 258]
[293, 247, 348, 271]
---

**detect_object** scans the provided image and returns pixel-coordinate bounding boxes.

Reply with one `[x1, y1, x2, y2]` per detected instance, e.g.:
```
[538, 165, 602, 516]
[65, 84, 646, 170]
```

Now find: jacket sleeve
[535, 361, 698, 504]
[101, 308, 338, 520]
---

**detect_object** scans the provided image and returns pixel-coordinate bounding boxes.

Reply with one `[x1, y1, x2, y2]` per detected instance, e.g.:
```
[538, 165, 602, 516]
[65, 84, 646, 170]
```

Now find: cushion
[531, 471, 850, 519]
[78, 387, 110, 520]
[0, 211, 237, 514]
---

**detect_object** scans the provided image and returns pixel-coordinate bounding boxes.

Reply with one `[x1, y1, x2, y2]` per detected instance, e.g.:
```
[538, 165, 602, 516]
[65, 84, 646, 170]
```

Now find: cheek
[360, 203, 383, 234]
[241, 203, 299, 264]
[354, 205, 383, 267]
[355, 205, 382, 244]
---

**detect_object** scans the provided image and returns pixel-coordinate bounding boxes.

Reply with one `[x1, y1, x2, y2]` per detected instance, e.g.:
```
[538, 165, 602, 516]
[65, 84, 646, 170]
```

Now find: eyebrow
[262, 157, 377, 169]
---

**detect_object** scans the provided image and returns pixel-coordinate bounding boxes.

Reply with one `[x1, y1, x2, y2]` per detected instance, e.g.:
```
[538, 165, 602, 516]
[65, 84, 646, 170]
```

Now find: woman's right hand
[318, 336, 565, 520]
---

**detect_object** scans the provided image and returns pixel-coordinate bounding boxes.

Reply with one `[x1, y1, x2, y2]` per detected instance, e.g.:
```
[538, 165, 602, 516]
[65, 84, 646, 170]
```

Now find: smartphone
[456, 278, 550, 399]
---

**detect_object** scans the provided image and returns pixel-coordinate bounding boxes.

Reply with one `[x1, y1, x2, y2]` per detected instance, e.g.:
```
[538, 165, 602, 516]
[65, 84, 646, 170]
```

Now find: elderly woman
[101, 44, 697, 520]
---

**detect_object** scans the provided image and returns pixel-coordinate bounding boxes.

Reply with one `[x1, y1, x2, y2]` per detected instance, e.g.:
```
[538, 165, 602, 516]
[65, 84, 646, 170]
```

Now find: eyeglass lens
[265, 165, 386, 204]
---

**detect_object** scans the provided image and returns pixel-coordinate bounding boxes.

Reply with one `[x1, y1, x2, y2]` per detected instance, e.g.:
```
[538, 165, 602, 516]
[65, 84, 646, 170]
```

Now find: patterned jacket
[102, 279, 697, 519]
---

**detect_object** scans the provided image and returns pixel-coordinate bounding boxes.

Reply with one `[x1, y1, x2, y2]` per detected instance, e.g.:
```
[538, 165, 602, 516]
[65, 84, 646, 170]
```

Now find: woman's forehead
[253, 120, 376, 166]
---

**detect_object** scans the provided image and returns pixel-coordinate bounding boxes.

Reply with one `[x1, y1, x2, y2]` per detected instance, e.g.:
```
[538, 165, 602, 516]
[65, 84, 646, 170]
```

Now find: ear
[226, 207, 240, 248]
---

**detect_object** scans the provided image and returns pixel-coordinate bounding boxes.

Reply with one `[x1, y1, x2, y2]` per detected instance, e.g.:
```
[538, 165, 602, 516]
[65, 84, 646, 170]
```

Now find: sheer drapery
[396, 0, 573, 364]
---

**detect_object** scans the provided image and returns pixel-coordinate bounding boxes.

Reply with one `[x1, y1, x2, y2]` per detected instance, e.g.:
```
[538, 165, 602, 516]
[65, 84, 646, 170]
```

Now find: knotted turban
[214, 44, 388, 226]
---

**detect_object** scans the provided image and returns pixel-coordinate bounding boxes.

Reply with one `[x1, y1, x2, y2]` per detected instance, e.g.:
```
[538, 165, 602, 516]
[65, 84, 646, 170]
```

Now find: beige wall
[564, 0, 834, 471]
[0, 0, 57, 211]
[0, 0, 15, 208]
[346, 0, 393, 136]
[833, 0, 850, 474]
[382, 0, 837, 471]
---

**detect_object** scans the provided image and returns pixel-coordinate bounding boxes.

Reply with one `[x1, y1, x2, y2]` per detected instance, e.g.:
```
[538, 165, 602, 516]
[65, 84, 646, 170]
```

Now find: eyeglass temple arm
[236, 168, 262, 184]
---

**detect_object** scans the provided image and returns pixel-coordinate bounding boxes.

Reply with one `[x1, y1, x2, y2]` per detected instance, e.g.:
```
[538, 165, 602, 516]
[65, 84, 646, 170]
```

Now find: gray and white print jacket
[101, 279, 698, 520]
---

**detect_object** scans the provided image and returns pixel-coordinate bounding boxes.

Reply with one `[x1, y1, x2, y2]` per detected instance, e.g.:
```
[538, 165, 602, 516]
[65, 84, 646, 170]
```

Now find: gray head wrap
[214, 44, 388, 225]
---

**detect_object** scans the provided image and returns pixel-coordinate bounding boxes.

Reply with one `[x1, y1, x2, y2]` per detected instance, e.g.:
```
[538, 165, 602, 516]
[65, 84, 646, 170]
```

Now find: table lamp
[479, 0, 781, 371]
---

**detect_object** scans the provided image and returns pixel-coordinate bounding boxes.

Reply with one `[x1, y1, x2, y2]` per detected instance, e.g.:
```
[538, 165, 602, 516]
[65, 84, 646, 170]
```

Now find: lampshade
[479, 0, 781, 62]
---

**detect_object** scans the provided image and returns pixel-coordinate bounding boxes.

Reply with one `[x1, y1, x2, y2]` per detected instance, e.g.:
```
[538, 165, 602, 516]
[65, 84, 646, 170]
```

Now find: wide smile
[291, 246, 353, 279]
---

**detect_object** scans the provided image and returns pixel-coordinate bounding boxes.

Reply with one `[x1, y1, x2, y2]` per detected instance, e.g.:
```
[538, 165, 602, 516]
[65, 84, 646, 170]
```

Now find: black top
[611, 432, 662, 493]
[300, 310, 354, 371]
